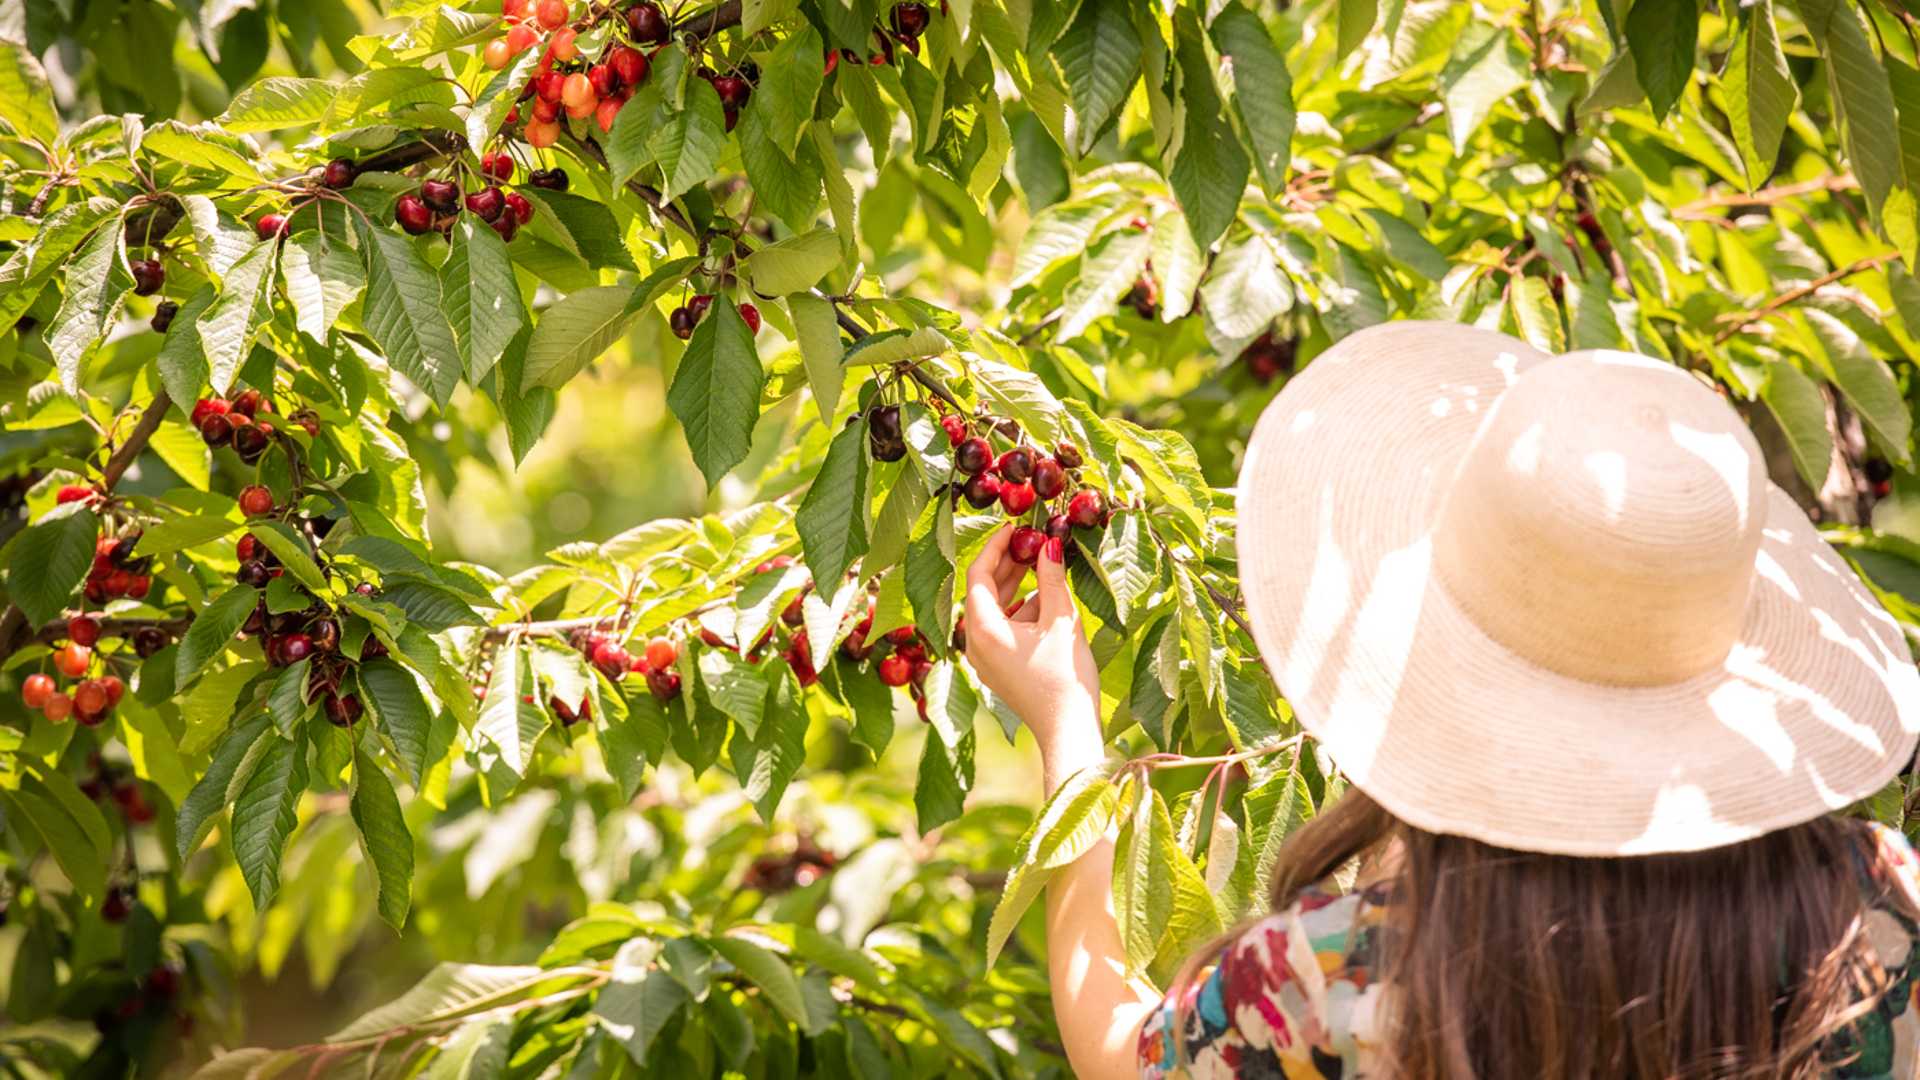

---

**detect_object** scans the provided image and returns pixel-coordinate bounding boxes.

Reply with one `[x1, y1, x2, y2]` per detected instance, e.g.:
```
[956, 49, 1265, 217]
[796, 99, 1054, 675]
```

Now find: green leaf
[247, 520, 327, 592]
[522, 285, 644, 391]
[141, 121, 266, 183]
[1509, 275, 1565, 353]
[1723, 0, 1797, 189]
[1441, 21, 1532, 153]
[788, 293, 845, 423]
[904, 501, 956, 653]
[466, 47, 544, 154]
[843, 326, 950, 367]
[6, 505, 97, 628]
[1335, 0, 1379, 61]
[154, 286, 216, 409]
[442, 216, 526, 386]
[970, 356, 1073, 450]
[652, 87, 728, 202]
[1794, 0, 1902, 226]
[1098, 511, 1157, 628]
[915, 725, 974, 833]
[1198, 233, 1290, 342]
[795, 423, 871, 592]
[360, 224, 462, 406]
[175, 585, 262, 688]
[1210, 6, 1294, 197]
[1626, 0, 1697, 120]
[731, 682, 809, 823]
[46, 216, 131, 392]
[176, 714, 271, 859]
[1113, 782, 1175, 975]
[231, 729, 308, 912]
[473, 645, 545, 787]
[0, 40, 58, 147]
[3, 785, 106, 900]
[328, 964, 556, 1041]
[1013, 192, 1130, 288]
[1761, 358, 1833, 493]
[739, 99, 824, 231]
[1055, 228, 1151, 341]
[757, 26, 826, 157]
[746, 230, 841, 296]
[1805, 309, 1914, 467]
[381, 579, 484, 632]
[358, 659, 435, 786]
[350, 748, 414, 929]
[268, 659, 313, 735]
[0, 197, 119, 330]
[1053, 0, 1142, 157]
[710, 935, 809, 1028]
[668, 296, 767, 489]
[282, 229, 366, 344]
[218, 76, 335, 131]
[1168, 10, 1250, 252]
[987, 768, 1118, 967]
[594, 939, 688, 1066]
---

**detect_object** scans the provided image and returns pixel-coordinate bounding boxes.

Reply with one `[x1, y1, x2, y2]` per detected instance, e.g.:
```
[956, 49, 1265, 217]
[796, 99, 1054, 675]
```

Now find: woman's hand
[964, 527, 1103, 791]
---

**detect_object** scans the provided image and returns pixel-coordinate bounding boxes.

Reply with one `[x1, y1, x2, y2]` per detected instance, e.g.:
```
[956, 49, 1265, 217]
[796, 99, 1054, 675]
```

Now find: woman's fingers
[1035, 536, 1076, 626]
[965, 527, 1018, 649]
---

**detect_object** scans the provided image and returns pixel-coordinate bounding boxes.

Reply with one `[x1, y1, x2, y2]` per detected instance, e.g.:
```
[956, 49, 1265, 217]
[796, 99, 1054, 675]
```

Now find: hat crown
[1432, 350, 1769, 687]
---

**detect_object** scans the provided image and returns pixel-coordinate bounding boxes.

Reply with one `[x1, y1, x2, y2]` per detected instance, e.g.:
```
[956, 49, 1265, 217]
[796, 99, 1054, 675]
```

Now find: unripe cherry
[238, 484, 275, 517]
[535, 0, 569, 29]
[505, 22, 538, 54]
[504, 0, 531, 17]
[21, 673, 54, 709]
[645, 637, 678, 671]
[55, 642, 91, 678]
[549, 26, 578, 61]
[561, 71, 595, 109]
[525, 118, 561, 148]
[41, 692, 72, 723]
[484, 38, 513, 69]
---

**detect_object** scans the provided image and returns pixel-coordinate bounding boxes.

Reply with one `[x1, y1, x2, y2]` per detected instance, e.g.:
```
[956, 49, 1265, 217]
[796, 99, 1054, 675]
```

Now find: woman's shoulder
[1138, 879, 1393, 1079]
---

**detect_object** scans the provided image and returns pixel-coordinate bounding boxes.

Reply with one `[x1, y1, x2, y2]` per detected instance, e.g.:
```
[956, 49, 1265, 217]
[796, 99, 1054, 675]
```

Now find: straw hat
[1236, 321, 1920, 856]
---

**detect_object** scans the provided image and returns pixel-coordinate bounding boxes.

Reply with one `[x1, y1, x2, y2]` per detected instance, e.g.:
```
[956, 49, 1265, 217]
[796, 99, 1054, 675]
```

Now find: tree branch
[1674, 173, 1859, 220]
[562, 130, 700, 243]
[1713, 252, 1898, 343]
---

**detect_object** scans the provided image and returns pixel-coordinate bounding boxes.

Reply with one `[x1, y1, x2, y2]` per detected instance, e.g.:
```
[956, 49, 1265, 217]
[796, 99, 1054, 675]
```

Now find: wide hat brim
[1237, 322, 1920, 856]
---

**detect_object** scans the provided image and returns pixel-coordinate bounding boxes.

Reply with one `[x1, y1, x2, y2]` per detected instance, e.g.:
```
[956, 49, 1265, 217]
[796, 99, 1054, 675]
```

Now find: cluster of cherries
[560, 626, 683, 715]
[92, 960, 188, 1041]
[1237, 330, 1295, 386]
[920, 410, 1108, 565]
[79, 755, 158, 827]
[827, 1, 937, 69]
[668, 293, 761, 339]
[394, 155, 542, 243]
[18, 616, 127, 727]
[191, 389, 318, 464]
[67, 521, 156, 605]
[486, 0, 676, 144]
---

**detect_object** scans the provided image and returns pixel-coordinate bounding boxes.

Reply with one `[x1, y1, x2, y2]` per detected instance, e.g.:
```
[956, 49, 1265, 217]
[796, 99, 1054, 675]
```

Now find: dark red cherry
[395, 194, 434, 235]
[625, 1, 670, 43]
[322, 159, 356, 188]
[129, 259, 165, 297]
[962, 472, 1001, 509]
[955, 437, 993, 475]
[465, 186, 506, 221]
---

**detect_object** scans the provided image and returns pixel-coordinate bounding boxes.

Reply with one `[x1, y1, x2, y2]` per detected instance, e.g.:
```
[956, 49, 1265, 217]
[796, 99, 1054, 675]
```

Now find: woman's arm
[964, 528, 1161, 1078]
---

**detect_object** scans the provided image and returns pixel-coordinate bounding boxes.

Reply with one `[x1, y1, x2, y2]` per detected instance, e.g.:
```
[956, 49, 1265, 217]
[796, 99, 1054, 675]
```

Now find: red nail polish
[1045, 537, 1064, 563]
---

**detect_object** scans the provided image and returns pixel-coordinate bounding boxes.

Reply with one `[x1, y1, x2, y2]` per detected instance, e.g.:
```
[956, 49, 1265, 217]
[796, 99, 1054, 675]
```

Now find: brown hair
[1173, 790, 1905, 1079]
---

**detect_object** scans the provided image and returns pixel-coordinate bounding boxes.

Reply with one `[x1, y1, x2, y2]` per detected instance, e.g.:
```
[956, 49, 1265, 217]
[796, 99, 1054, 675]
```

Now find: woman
[964, 322, 1920, 1078]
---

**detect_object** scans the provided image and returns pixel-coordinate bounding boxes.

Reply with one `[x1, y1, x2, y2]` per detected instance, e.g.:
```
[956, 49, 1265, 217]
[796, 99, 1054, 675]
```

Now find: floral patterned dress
[1139, 822, 1920, 1079]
